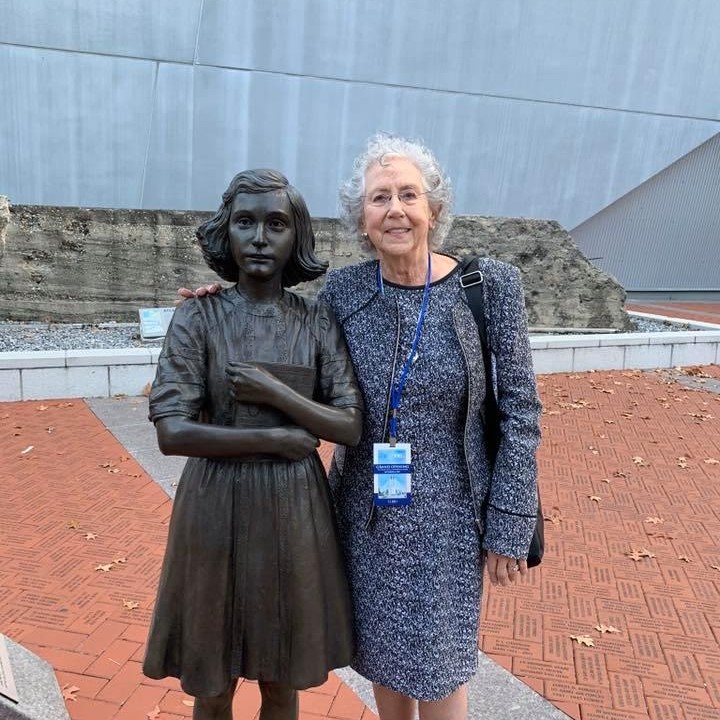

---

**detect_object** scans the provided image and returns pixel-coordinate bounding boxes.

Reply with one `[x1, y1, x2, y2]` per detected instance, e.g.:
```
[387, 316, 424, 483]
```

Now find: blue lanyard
[379, 254, 432, 444]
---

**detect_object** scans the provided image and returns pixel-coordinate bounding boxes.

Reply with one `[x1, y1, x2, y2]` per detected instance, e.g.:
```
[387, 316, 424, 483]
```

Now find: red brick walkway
[0, 401, 374, 720]
[2, 366, 720, 719]
[627, 301, 720, 325]
[478, 365, 720, 720]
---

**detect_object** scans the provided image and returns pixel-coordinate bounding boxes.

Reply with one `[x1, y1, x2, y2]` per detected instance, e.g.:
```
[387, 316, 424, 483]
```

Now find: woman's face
[228, 191, 295, 281]
[361, 156, 435, 259]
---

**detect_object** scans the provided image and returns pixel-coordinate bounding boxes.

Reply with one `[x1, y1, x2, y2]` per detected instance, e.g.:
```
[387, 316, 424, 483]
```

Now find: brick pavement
[627, 302, 720, 325]
[2, 365, 720, 719]
[0, 400, 375, 720]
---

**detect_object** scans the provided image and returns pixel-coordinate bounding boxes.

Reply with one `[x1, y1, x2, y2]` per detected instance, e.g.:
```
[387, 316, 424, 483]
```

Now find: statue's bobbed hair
[196, 168, 327, 287]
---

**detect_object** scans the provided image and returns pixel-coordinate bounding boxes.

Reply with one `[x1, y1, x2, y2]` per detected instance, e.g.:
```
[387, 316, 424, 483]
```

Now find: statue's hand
[226, 362, 280, 405]
[275, 426, 320, 460]
[175, 283, 223, 305]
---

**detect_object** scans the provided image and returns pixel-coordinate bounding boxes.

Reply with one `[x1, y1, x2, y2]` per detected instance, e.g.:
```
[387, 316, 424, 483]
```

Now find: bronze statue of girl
[143, 169, 363, 720]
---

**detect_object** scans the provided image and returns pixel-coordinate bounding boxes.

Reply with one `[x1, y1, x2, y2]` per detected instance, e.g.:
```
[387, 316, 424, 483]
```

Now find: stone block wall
[0, 197, 631, 330]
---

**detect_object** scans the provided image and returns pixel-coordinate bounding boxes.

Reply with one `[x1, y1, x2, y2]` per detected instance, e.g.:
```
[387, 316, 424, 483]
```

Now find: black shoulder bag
[459, 257, 544, 568]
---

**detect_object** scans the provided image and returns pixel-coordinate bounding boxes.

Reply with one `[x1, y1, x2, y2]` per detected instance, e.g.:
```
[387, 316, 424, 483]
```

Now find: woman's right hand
[176, 283, 223, 304]
[275, 427, 320, 461]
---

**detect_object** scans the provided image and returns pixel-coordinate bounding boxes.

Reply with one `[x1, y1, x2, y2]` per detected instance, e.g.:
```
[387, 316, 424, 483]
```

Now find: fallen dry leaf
[46, 426, 55, 434]
[687, 412, 714, 421]
[142, 382, 152, 397]
[710, 565, 720, 571]
[37, 404, 49, 412]
[113, 556, 127, 564]
[66, 520, 80, 530]
[625, 547, 656, 561]
[544, 507, 564, 525]
[601, 478, 611, 484]
[613, 470, 628, 479]
[182, 699, 195, 707]
[84, 532, 97, 541]
[645, 517, 664, 524]
[588, 495, 601, 502]
[704, 458, 719, 465]
[20, 445, 34, 455]
[570, 634, 595, 647]
[603, 419, 615, 424]
[95, 563, 113, 572]
[632, 456, 649, 467]
[676, 457, 689, 469]
[122, 599, 139, 610]
[595, 624, 621, 634]
[61, 684, 80, 702]
[146, 705, 161, 720]
[678, 555, 692, 563]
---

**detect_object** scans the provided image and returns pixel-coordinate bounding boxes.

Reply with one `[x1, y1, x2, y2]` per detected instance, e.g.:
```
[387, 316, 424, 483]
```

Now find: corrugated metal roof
[571, 133, 720, 291]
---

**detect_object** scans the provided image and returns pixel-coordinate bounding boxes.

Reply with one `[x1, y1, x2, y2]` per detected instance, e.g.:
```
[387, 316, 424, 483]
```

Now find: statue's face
[228, 190, 295, 281]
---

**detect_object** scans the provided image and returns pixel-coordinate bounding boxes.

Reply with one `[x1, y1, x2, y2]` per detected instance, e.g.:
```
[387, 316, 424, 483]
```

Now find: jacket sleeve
[482, 262, 543, 559]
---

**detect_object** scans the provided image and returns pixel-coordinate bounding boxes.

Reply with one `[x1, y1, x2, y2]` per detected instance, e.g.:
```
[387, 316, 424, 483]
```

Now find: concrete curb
[3, 316, 720, 400]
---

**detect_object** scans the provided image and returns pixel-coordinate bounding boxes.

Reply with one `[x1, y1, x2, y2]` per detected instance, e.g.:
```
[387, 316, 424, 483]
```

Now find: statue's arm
[155, 415, 319, 461]
[225, 362, 362, 447]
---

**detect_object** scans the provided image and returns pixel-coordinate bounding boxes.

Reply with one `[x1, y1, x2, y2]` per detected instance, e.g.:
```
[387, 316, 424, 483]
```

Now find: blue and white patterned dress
[320, 258, 541, 701]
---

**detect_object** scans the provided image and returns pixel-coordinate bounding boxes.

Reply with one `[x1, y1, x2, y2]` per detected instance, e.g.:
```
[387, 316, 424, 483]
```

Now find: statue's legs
[258, 681, 299, 720]
[193, 680, 238, 720]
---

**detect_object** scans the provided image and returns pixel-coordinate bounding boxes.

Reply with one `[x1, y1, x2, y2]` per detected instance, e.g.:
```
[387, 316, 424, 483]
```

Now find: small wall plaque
[139, 307, 176, 340]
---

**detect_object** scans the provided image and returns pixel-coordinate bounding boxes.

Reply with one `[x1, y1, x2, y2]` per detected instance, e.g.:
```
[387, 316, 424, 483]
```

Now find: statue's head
[197, 169, 327, 287]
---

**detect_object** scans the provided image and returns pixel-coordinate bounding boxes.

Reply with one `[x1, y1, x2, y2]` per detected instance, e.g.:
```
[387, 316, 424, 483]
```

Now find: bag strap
[459, 256, 500, 456]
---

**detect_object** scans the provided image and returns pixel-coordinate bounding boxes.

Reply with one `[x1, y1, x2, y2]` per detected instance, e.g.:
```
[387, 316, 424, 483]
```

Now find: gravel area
[0, 316, 705, 353]
[0, 322, 164, 352]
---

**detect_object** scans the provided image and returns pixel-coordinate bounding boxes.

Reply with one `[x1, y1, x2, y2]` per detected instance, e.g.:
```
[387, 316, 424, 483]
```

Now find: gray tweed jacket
[319, 257, 542, 559]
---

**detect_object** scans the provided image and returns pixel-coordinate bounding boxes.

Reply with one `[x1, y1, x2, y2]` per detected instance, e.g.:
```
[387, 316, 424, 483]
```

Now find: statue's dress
[142, 288, 362, 696]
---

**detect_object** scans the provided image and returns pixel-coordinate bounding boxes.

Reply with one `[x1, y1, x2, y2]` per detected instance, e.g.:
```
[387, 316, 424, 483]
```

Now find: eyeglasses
[364, 190, 428, 207]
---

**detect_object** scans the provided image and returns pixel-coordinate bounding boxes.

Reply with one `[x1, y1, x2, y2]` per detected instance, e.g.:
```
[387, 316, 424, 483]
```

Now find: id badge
[373, 442, 412, 506]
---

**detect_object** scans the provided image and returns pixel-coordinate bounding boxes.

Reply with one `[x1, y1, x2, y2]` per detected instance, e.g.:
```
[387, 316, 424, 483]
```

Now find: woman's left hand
[225, 362, 281, 405]
[485, 551, 528, 587]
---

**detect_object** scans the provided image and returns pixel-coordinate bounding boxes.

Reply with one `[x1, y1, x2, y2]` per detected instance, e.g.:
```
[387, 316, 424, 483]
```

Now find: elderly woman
[184, 135, 541, 720]
[318, 134, 541, 719]
[146, 169, 363, 720]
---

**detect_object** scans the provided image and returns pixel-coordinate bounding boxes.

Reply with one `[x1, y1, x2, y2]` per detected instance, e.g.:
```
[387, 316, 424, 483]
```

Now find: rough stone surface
[0, 196, 10, 264]
[0, 634, 70, 720]
[0, 202, 631, 329]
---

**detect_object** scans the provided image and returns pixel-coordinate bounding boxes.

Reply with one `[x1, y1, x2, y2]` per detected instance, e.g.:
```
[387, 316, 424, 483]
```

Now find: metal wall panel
[0, 0, 202, 62]
[0, 45, 155, 208]
[2, 0, 720, 229]
[571, 133, 720, 291]
[142, 64, 195, 210]
[197, 0, 720, 119]
[135, 66, 718, 226]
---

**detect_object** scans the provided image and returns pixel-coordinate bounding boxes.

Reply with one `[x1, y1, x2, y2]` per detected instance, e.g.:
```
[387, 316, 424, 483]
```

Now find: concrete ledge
[0, 320, 719, 399]
[0, 349, 157, 400]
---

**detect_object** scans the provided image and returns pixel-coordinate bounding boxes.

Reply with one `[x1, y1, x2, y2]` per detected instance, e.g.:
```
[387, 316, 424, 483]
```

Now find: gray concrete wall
[1, 1, 719, 230]
[0, 198, 630, 331]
